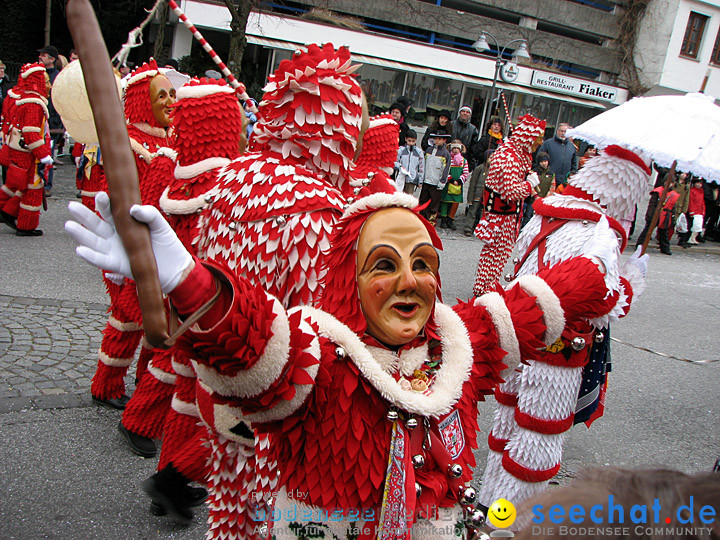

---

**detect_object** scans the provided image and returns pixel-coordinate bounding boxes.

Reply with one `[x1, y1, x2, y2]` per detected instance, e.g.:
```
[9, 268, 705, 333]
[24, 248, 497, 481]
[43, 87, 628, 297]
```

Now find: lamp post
[472, 32, 531, 138]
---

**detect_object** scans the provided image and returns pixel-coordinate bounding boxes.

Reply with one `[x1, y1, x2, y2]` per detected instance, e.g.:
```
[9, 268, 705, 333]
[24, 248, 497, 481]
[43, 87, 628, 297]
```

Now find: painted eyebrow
[410, 242, 437, 256]
[365, 244, 400, 261]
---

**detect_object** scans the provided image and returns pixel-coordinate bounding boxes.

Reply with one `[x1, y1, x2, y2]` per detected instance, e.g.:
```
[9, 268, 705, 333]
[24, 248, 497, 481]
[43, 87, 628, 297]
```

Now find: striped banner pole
[166, 0, 245, 93]
[499, 91, 512, 135]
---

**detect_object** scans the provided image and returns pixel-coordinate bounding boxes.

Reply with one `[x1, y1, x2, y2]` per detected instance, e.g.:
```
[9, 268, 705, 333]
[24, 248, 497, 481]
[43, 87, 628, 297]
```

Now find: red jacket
[688, 185, 705, 216]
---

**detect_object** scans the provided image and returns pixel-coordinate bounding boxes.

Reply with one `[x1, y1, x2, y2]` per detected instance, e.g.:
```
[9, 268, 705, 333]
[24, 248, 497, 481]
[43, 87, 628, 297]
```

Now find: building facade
[164, 0, 634, 138]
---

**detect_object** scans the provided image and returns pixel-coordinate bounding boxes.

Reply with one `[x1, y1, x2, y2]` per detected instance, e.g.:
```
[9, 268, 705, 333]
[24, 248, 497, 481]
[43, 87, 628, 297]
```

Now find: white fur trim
[108, 315, 141, 332]
[131, 122, 166, 138]
[171, 359, 196, 378]
[474, 292, 521, 378]
[513, 275, 565, 347]
[16, 97, 49, 118]
[19, 203, 42, 211]
[126, 69, 158, 87]
[1, 185, 17, 197]
[159, 186, 210, 216]
[21, 126, 42, 133]
[242, 314, 321, 424]
[174, 157, 230, 179]
[21, 66, 46, 78]
[368, 115, 398, 130]
[98, 349, 133, 368]
[148, 363, 176, 385]
[26, 139, 46, 150]
[80, 190, 99, 198]
[128, 137, 154, 163]
[177, 84, 235, 99]
[193, 295, 291, 399]
[341, 192, 419, 220]
[171, 395, 199, 417]
[26, 182, 44, 191]
[301, 303, 473, 417]
[155, 147, 177, 161]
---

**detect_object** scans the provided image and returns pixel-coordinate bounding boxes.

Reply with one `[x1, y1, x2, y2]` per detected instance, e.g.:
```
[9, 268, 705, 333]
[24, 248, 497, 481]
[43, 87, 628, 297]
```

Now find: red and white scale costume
[0, 63, 52, 232]
[93, 60, 172, 404]
[191, 44, 363, 540]
[478, 145, 651, 508]
[473, 115, 546, 296]
[171, 192, 616, 540]
[345, 113, 398, 199]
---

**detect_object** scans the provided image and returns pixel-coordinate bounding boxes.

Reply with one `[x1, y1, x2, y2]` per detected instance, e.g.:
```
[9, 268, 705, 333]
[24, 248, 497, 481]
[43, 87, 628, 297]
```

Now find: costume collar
[130, 122, 167, 138]
[302, 303, 473, 417]
[533, 195, 628, 252]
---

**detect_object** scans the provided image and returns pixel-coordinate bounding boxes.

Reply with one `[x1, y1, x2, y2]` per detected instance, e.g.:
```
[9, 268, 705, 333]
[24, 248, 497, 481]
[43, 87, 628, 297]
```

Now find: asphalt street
[0, 161, 718, 540]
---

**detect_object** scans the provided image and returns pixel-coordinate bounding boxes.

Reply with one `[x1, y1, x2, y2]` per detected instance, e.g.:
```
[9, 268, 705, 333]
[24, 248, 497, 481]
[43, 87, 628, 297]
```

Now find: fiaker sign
[531, 71, 619, 103]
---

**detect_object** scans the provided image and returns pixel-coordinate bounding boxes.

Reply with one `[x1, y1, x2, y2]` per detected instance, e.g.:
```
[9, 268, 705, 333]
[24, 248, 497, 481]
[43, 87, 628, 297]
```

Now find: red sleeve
[19, 103, 51, 160]
[72, 143, 83, 159]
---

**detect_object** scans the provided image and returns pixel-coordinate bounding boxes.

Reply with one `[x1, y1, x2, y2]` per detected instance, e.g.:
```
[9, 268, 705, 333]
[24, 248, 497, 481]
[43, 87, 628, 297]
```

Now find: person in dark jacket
[537, 123, 578, 188]
[451, 105, 478, 168]
[471, 116, 503, 167]
[421, 109, 453, 152]
[389, 101, 410, 147]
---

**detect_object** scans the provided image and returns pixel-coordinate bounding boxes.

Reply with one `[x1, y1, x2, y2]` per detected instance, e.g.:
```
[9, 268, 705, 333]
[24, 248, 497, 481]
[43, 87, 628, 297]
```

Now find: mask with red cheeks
[356, 208, 439, 347]
[149, 75, 176, 128]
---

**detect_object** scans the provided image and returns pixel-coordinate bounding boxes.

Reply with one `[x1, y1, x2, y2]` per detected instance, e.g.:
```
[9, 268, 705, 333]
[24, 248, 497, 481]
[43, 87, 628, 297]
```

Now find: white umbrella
[567, 92, 720, 183]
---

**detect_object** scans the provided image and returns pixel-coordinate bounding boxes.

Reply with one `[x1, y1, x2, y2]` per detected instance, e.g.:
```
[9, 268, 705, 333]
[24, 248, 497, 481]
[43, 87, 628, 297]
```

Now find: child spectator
[394, 129, 424, 194]
[439, 140, 468, 230]
[463, 149, 493, 236]
[420, 109, 452, 152]
[688, 178, 706, 244]
[533, 151, 556, 197]
[418, 129, 451, 225]
[244, 98, 258, 141]
[578, 145, 597, 168]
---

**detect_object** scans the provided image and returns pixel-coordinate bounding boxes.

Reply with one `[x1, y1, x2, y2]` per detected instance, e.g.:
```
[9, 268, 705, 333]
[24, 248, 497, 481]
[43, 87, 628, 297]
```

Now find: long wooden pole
[641, 160, 677, 255]
[66, 0, 170, 348]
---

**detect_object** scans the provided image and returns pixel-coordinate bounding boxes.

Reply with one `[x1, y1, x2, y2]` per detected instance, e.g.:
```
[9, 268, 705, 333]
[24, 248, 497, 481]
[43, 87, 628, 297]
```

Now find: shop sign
[531, 71, 618, 103]
[500, 62, 519, 83]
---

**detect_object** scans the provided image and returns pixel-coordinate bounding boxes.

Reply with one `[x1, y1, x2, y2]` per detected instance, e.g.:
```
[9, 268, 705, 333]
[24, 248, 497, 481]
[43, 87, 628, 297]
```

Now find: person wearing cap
[38, 45, 64, 196]
[421, 109, 453, 152]
[394, 128, 424, 194]
[38, 46, 60, 83]
[451, 105, 478, 166]
[388, 101, 410, 147]
[418, 129, 451, 225]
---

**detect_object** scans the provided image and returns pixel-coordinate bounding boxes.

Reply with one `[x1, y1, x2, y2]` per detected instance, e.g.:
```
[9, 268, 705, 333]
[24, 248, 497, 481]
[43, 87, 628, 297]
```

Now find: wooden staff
[67, 0, 169, 347]
[641, 160, 677, 255]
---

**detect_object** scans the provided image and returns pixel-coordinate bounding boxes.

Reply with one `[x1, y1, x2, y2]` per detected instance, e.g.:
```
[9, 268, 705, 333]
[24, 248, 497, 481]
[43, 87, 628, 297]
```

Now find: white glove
[624, 246, 649, 278]
[526, 171, 540, 188]
[65, 192, 193, 293]
[582, 216, 619, 276]
[103, 271, 125, 286]
[40, 155, 54, 165]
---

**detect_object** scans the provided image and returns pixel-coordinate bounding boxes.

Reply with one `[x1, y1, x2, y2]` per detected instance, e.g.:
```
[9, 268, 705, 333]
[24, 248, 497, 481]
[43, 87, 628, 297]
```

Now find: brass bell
[415, 482, 422, 498]
[594, 331, 605, 343]
[504, 273, 514, 282]
[276, 215, 287, 225]
[387, 410, 399, 422]
[353, 187, 361, 195]
[367, 172, 375, 178]
[362, 177, 371, 187]
[571, 337, 586, 351]
[335, 346, 346, 359]
[412, 454, 425, 469]
[405, 417, 418, 429]
[448, 463, 463, 478]
[468, 508, 486, 527]
[459, 486, 477, 505]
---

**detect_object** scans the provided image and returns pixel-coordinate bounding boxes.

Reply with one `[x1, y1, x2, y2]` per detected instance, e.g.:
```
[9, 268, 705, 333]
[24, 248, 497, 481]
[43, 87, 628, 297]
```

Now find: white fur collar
[300, 303, 473, 417]
[159, 185, 212, 215]
[175, 157, 231, 179]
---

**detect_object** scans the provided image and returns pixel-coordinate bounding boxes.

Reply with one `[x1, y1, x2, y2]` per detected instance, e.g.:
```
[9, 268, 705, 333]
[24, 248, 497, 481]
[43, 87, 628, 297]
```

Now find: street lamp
[473, 32, 531, 137]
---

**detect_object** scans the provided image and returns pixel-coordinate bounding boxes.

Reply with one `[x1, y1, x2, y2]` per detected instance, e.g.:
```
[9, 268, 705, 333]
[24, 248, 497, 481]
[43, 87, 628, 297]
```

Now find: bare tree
[224, 0, 256, 79]
[153, 1, 169, 62]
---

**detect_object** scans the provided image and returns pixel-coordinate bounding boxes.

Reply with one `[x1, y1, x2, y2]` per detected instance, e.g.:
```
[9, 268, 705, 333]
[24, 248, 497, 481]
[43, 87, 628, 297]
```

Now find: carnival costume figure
[92, 60, 175, 416]
[0, 63, 53, 236]
[187, 44, 365, 536]
[346, 112, 399, 198]
[68, 187, 622, 539]
[478, 145, 651, 509]
[473, 115, 545, 295]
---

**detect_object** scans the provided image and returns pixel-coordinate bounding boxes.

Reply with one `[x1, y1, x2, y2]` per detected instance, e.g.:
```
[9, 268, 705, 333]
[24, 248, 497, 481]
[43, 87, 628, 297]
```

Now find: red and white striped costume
[92, 60, 172, 402]
[193, 44, 363, 540]
[473, 115, 546, 295]
[150, 78, 244, 488]
[171, 193, 614, 540]
[478, 145, 651, 508]
[0, 63, 51, 232]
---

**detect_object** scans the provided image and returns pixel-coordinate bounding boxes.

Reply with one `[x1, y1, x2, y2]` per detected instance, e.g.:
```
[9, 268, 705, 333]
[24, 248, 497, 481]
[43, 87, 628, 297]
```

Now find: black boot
[16, 228, 43, 237]
[439, 216, 448, 228]
[150, 485, 207, 515]
[143, 465, 195, 521]
[118, 422, 157, 458]
[0, 210, 17, 230]
[447, 218, 457, 230]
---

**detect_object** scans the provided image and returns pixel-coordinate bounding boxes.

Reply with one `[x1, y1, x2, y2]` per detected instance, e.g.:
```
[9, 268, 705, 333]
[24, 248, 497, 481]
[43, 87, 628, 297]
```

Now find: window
[680, 12, 709, 58]
[712, 29, 720, 65]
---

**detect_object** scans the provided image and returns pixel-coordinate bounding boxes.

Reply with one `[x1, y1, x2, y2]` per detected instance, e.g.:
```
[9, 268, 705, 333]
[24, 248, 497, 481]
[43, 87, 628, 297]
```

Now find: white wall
[635, 0, 680, 88]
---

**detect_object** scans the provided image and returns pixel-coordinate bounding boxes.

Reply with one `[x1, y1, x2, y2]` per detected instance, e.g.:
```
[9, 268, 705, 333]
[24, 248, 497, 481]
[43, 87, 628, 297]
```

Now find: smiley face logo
[487, 498, 516, 528]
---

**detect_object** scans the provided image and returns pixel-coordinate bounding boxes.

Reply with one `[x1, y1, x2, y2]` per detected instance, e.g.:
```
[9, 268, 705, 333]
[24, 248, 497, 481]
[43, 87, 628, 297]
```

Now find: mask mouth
[392, 302, 419, 317]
